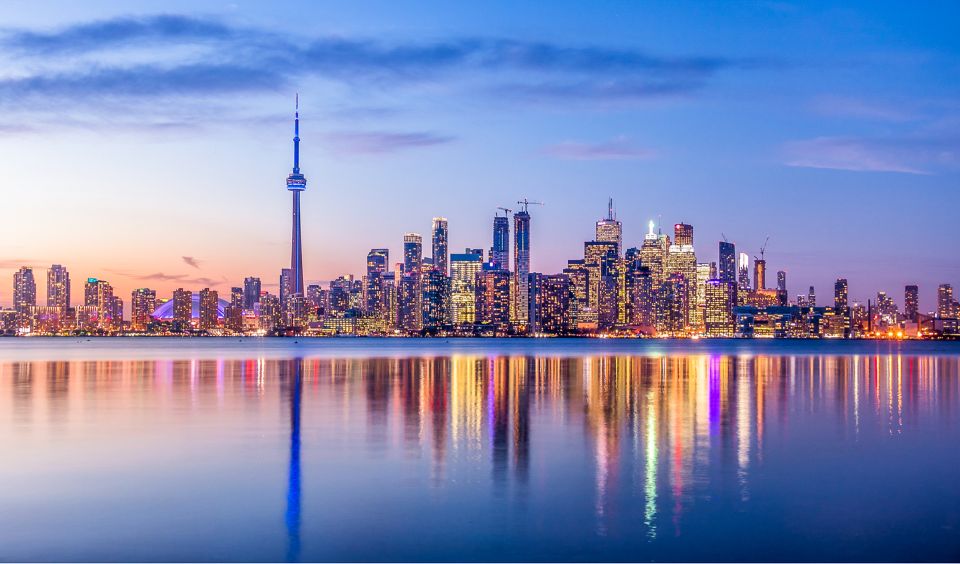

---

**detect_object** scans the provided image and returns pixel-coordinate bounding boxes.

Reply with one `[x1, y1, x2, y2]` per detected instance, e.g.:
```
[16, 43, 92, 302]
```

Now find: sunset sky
[1, 1, 958, 311]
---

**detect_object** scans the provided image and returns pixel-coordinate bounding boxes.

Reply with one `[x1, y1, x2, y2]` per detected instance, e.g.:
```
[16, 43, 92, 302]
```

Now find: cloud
[809, 96, 917, 122]
[181, 256, 201, 269]
[782, 135, 960, 175]
[544, 137, 657, 160]
[0, 259, 39, 269]
[325, 131, 455, 154]
[134, 272, 225, 286]
[0, 14, 767, 128]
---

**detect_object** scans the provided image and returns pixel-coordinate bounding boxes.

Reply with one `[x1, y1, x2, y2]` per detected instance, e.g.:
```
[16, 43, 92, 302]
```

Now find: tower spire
[607, 197, 615, 220]
[293, 94, 300, 174]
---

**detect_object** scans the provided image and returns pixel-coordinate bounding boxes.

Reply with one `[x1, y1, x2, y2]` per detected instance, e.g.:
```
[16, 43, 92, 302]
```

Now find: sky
[0, 0, 958, 312]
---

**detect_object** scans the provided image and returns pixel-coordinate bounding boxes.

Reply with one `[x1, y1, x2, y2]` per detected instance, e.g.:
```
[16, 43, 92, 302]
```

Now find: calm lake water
[2, 338, 959, 562]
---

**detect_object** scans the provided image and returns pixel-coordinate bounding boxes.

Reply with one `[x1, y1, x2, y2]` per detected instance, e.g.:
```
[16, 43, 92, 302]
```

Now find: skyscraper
[737, 253, 751, 291]
[243, 277, 261, 310]
[13, 267, 37, 316]
[46, 264, 70, 309]
[835, 278, 849, 310]
[400, 233, 423, 332]
[131, 288, 156, 332]
[718, 241, 736, 284]
[776, 270, 788, 306]
[753, 258, 766, 291]
[366, 248, 389, 319]
[704, 279, 735, 337]
[674, 223, 693, 247]
[286, 96, 307, 298]
[84, 278, 114, 330]
[639, 221, 666, 288]
[450, 252, 482, 326]
[904, 285, 919, 322]
[595, 198, 622, 255]
[938, 284, 955, 318]
[808, 286, 816, 307]
[514, 205, 532, 327]
[475, 269, 511, 334]
[491, 213, 510, 270]
[172, 288, 192, 332]
[280, 269, 293, 309]
[431, 218, 448, 276]
[199, 288, 219, 331]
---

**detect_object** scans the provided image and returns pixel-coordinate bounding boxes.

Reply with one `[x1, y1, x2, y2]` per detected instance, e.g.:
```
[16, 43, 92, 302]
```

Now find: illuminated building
[718, 241, 736, 284]
[627, 262, 654, 329]
[28, 306, 64, 334]
[432, 218, 448, 276]
[584, 240, 617, 318]
[563, 260, 590, 327]
[513, 206, 532, 329]
[131, 288, 156, 332]
[595, 198, 622, 255]
[834, 278, 849, 310]
[530, 273, 572, 334]
[694, 262, 713, 331]
[639, 221, 666, 288]
[225, 287, 244, 331]
[422, 268, 450, 332]
[258, 292, 281, 331]
[172, 288, 192, 332]
[753, 258, 766, 291]
[243, 277, 261, 310]
[84, 278, 114, 330]
[656, 274, 688, 335]
[674, 223, 693, 247]
[284, 294, 309, 328]
[737, 252, 751, 291]
[475, 269, 511, 334]
[808, 285, 816, 307]
[876, 291, 899, 327]
[904, 285, 919, 322]
[46, 264, 70, 309]
[328, 276, 355, 318]
[704, 279, 735, 337]
[938, 284, 955, 318]
[13, 267, 36, 327]
[491, 213, 510, 270]
[397, 274, 421, 333]
[279, 268, 293, 310]
[667, 237, 696, 332]
[365, 248, 389, 320]
[776, 270, 787, 306]
[285, 96, 307, 299]
[450, 252, 482, 326]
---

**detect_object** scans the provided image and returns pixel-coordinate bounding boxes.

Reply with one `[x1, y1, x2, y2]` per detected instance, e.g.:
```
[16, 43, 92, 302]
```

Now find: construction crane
[496, 206, 513, 217]
[721, 233, 729, 243]
[754, 236, 770, 262]
[516, 198, 544, 213]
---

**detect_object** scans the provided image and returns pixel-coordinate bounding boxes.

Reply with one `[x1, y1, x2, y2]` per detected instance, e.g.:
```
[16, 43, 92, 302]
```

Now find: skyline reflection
[1, 348, 958, 561]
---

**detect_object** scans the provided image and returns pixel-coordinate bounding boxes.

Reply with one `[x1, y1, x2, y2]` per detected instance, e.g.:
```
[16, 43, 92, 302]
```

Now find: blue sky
[0, 1, 958, 311]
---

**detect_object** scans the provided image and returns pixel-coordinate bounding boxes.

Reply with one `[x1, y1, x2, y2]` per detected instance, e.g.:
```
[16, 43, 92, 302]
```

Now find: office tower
[667, 236, 697, 332]
[421, 268, 450, 332]
[243, 277, 261, 310]
[718, 241, 736, 284]
[84, 278, 114, 330]
[327, 276, 353, 318]
[834, 278, 849, 310]
[640, 221, 666, 287]
[258, 293, 281, 331]
[563, 260, 590, 326]
[365, 248, 389, 319]
[753, 259, 766, 291]
[172, 288, 193, 332]
[280, 269, 293, 308]
[656, 274, 688, 335]
[284, 294, 309, 328]
[46, 264, 70, 308]
[450, 252, 482, 326]
[694, 262, 713, 330]
[530, 273, 572, 334]
[475, 269, 511, 333]
[595, 198, 622, 255]
[938, 284, 955, 318]
[904, 285, 919, 322]
[584, 241, 618, 322]
[491, 214, 510, 270]
[776, 270, 788, 306]
[286, 96, 307, 297]
[431, 218, 448, 276]
[397, 274, 421, 333]
[514, 205, 532, 328]
[674, 223, 693, 247]
[737, 253, 751, 291]
[628, 265, 654, 328]
[704, 279, 735, 337]
[13, 267, 37, 316]
[403, 233, 423, 276]
[131, 288, 156, 332]
[808, 286, 816, 307]
[198, 288, 218, 330]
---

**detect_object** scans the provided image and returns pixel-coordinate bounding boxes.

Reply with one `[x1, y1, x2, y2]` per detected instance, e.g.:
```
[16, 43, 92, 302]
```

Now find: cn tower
[286, 95, 307, 296]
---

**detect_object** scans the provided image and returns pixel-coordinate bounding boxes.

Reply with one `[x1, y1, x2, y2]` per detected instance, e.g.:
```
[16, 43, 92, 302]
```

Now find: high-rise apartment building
[514, 207, 531, 327]
[431, 218, 448, 276]
[938, 284, 955, 318]
[491, 214, 510, 270]
[835, 278, 849, 310]
[172, 288, 193, 332]
[904, 285, 919, 322]
[450, 252, 482, 326]
[704, 279, 735, 337]
[718, 241, 736, 284]
[243, 277, 261, 310]
[13, 267, 37, 316]
[366, 248, 389, 319]
[475, 269, 511, 333]
[131, 288, 156, 331]
[46, 264, 70, 309]
[737, 253, 751, 291]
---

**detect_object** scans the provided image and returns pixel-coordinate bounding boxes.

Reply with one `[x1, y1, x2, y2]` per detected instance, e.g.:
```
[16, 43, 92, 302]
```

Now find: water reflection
[1, 350, 959, 561]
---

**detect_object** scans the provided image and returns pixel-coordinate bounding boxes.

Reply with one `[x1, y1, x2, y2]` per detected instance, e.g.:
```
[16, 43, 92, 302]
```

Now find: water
[1, 338, 959, 562]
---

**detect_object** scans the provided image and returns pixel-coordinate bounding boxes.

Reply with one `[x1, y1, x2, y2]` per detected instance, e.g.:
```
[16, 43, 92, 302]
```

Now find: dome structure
[151, 293, 230, 320]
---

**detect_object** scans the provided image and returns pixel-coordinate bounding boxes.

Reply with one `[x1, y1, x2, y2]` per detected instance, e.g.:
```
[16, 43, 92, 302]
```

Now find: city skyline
[1, 1, 959, 313]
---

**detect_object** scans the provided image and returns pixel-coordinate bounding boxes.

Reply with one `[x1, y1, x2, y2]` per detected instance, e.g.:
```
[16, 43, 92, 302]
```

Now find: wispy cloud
[135, 272, 225, 286]
[782, 134, 960, 175]
[181, 256, 200, 269]
[0, 14, 770, 130]
[325, 131, 455, 154]
[544, 136, 657, 160]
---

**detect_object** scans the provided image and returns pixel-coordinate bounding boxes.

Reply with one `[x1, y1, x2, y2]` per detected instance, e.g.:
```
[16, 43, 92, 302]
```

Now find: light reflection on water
[1, 341, 959, 561]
